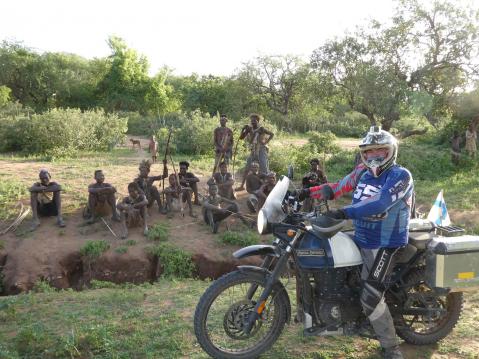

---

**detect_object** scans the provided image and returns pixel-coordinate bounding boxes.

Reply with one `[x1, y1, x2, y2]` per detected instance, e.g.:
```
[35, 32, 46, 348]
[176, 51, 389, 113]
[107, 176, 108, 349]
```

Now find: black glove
[292, 188, 310, 201]
[324, 209, 348, 220]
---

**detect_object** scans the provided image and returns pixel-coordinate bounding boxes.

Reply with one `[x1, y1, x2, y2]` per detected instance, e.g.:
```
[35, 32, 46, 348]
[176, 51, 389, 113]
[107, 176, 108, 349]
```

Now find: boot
[111, 210, 121, 222]
[30, 218, 41, 231]
[382, 345, 403, 359]
[56, 216, 66, 228]
[86, 215, 97, 224]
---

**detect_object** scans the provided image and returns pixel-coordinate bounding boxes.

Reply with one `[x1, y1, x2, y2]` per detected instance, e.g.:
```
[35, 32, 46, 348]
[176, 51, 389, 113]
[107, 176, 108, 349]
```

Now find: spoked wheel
[392, 270, 463, 345]
[194, 270, 289, 359]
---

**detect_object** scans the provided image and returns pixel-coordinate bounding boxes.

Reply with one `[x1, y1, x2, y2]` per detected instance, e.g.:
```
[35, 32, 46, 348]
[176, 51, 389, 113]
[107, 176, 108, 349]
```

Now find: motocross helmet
[359, 126, 398, 177]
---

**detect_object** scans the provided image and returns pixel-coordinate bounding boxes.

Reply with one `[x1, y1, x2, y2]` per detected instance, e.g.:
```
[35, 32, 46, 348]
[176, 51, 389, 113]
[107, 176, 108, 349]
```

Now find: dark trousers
[360, 247, 401, 349]
[203, 203, 239, 224]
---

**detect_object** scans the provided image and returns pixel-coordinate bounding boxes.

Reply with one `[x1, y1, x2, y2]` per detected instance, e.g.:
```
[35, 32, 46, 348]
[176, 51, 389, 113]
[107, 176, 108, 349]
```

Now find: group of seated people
[28, 159, 203, 239]
[28, 157, 327, 239]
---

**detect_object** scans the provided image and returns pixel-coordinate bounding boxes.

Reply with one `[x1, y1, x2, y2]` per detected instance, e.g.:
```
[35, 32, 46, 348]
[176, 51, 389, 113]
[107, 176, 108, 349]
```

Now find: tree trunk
[398, 128, 428, 139]
[381, 112, 400, 131]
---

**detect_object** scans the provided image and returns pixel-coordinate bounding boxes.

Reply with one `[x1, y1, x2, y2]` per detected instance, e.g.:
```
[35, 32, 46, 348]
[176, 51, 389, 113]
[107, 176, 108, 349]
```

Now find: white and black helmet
[359, 126, 398, 177]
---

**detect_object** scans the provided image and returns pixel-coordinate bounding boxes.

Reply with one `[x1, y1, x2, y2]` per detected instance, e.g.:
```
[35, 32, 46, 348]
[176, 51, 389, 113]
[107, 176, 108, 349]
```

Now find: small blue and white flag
[427, 190, 451, 226]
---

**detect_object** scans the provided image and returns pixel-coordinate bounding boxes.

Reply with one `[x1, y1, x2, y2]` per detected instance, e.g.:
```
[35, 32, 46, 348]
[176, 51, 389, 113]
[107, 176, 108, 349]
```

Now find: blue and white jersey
[343, 165, 413, 249]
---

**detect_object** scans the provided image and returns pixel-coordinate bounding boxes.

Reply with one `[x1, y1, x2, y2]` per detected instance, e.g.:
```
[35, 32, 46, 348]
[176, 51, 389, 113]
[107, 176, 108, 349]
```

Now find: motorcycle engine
[313, 268, 362, 324]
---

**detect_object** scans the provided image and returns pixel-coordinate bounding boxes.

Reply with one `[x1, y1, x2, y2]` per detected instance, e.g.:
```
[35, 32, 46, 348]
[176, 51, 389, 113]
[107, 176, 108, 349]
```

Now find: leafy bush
[307, 131, 340, 154]
[269, 143, 323, 176]
[90, 280, 121, 289]
[308, 110, 370, 137]
[0, 108, 127, 155]
[115, 246, 128, 254]
[0, 181, 27, 219]
[172, 110, 218, 155]
[80, 240, 110, 259]
[147, 223, 170, 241]
[125, 239, 137, 246]
[219, 230, 259, 247]
[147, 244, 194, 278]
[32, 279, 56, 293]
[123, 112, 154, 135]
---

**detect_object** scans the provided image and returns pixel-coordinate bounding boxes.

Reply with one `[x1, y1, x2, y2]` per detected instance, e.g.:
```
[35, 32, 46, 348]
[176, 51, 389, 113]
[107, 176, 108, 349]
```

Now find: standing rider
[300, 126, 412, 359]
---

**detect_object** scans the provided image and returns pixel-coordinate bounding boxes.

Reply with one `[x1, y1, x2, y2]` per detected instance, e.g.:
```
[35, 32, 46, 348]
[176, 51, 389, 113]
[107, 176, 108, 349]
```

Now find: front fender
[233, 245, 279, 259]
[236, 265, 292, 323]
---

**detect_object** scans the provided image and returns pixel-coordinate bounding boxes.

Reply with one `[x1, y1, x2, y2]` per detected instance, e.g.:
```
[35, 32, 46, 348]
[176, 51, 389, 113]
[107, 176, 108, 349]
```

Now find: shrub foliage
[0, 108, 127, 154]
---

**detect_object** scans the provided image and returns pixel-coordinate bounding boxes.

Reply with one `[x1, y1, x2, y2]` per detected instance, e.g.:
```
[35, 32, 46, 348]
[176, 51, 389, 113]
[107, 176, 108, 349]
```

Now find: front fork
[243, 232, 301, 334]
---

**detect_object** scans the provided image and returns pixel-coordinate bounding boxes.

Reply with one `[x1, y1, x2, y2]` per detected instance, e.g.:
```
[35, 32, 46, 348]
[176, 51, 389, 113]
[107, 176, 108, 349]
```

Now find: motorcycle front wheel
[194, 270, 289, 359]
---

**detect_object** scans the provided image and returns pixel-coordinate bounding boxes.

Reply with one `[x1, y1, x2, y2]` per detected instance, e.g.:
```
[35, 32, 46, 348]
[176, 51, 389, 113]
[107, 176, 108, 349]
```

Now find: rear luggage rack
[435, 225, 465, 237]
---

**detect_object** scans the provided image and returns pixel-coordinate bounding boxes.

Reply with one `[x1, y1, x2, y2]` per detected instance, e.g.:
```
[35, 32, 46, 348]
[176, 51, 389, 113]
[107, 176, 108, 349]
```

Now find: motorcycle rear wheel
[393, 270, 463, 345]
[194, 270, 289, 359]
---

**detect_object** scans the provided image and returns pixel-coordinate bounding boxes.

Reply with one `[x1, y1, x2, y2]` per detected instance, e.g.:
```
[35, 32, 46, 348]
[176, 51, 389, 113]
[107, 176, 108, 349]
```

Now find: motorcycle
[194, 175, 479, 358]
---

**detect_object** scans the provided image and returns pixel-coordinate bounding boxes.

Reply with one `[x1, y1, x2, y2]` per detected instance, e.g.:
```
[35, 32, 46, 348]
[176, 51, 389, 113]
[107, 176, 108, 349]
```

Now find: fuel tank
[297, 231, 362, 270]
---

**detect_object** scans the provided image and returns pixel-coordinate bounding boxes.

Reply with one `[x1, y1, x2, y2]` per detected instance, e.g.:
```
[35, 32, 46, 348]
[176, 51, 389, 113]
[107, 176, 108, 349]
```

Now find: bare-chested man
[178, 161, 200, 206]
[134, 159, 168, 213]
[163, 174, 197, 218]
[236, 113, 274, 191]
[245, 161, 263, 213]
[213, 161, 235, 200]
[256, 171, 277, 211]
[301, 159, 328, 212]
[149, 135, 159, 163]
[117, 182, 148, 239]
[213, 114, 234, 171]
[30, 169, 65, 230]
[202, 179, 246, 233]
[86, 170, 120, 224]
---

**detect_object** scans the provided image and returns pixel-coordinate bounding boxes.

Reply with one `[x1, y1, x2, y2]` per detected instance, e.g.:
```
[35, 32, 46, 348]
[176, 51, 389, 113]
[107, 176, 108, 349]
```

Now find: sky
[1, 0, 477, 76]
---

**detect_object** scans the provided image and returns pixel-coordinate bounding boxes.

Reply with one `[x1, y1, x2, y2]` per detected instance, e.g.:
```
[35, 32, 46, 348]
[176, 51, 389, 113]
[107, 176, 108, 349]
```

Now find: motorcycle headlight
[257, 209, 268, 234]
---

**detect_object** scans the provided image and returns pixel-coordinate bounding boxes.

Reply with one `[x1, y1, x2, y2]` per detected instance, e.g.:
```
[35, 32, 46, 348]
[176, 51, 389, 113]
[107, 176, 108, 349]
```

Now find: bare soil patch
[0, 144, 260, 294]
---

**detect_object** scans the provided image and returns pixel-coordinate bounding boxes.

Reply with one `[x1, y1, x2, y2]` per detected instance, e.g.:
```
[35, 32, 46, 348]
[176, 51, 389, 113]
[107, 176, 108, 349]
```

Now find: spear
[161, 129, 172, 204]
[231, 130, 242, 182]
[168, 150, 185, 217]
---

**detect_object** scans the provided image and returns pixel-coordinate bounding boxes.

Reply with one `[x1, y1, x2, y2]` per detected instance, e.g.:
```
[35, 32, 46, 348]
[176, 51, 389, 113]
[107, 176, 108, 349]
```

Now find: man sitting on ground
[163, 174, 197, 218]
[30, 169, 65, 230]
[179, 161, 201, 206]
[134, 159, 168, 213]
[256, 171, 277, 211]
[86, 170, 120, 224]
[213, 161, 235, 200]
[202, 179, 247, 233]
[117, 182, 149, 239]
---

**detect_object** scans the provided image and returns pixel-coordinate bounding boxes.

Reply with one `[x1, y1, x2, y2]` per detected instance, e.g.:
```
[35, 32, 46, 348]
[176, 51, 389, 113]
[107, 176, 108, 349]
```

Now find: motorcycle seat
[409, 231, 434, 250]
[309, 216, 346, 238]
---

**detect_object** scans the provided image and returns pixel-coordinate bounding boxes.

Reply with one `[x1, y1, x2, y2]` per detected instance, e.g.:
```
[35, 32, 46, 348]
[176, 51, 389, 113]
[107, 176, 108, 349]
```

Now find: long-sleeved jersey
[309, 164, 413, 249]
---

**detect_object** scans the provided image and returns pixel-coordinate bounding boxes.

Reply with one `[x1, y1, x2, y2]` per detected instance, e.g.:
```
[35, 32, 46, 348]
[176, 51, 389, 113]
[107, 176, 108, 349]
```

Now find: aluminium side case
[426, 234, 479, 291]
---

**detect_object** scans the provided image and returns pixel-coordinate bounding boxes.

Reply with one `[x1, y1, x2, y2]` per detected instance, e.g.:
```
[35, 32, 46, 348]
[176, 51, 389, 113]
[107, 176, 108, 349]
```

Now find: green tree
[169, 74, 234, 116]
[237, 55, 311, 117]
[0, 85, 11, 107]
[97, 36, 150, 112]
[311, 0, 479, 131]
[145, 69, 181, 116]
[0, 41, 106, 111]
